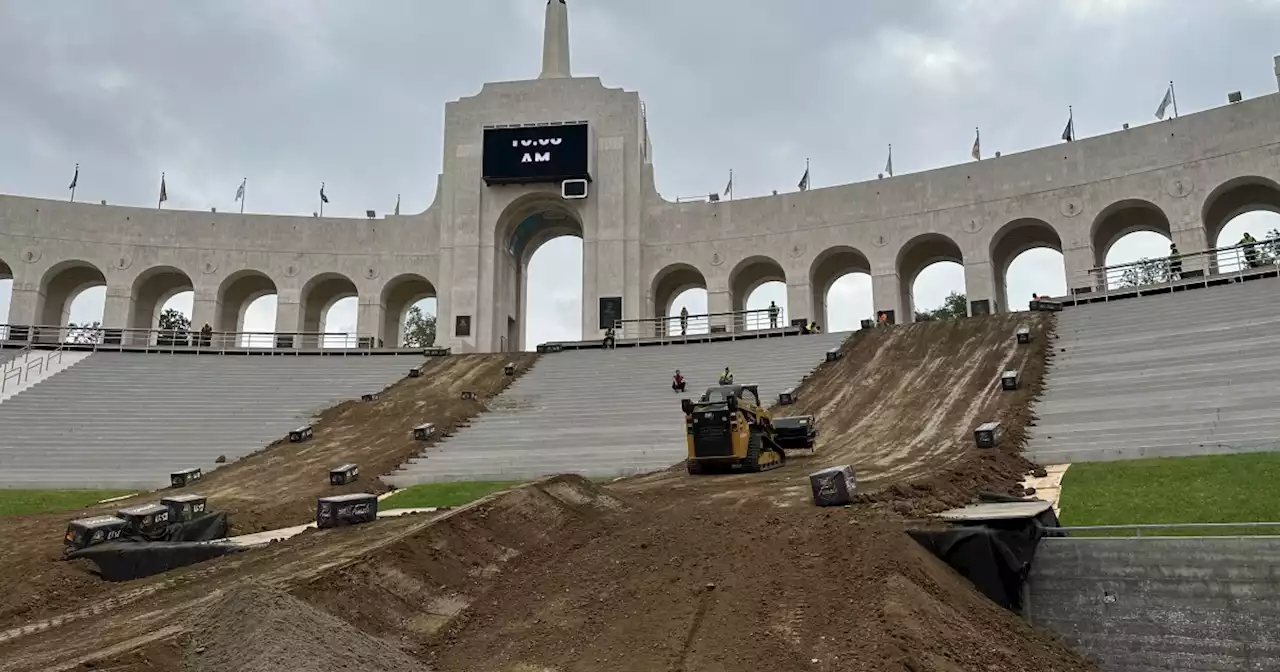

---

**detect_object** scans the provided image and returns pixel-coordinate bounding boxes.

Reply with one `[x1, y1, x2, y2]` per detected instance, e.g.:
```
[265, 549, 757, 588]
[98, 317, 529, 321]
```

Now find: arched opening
[809, 245, 872, 331]
[989, 219, 1066, 310]
[0, 257, 12, 329]
[496, 192, 585, 352]
[729, 255, 787, 330]
[651, 263, 708, 336]
[897, 233, 965, 321]
[128, 266, 194, 344]
[1090, 200, 1173, 268]
[216, 270, 277, 347]
[300, 273, 359, 348]
[381, 273, 438, 347]
[37, 260, 107, 341]
[1203, 177, 1280, 273]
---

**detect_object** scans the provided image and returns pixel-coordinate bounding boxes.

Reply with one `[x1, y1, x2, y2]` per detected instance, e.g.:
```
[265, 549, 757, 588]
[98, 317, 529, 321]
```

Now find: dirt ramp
[181, 583, 422, 672]
[421, 491, 1090, 672]
[294, 475, 624, 652]
[785, 314, 1053, 513]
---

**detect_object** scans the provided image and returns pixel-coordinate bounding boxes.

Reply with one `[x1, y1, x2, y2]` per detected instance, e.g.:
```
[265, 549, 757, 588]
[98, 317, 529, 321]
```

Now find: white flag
[970, 129, 981, 161]
[1155, 86, 1173, 120]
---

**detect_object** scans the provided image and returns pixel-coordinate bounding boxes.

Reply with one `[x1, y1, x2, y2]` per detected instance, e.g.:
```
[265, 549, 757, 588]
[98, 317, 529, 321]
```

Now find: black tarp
[66, 512, 244, 581]
[908, 495, 1065, 613]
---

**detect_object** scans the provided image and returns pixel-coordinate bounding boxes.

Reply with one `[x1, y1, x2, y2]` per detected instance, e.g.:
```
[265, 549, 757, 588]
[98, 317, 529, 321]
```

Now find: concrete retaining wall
[1026, 537, 1280, 671]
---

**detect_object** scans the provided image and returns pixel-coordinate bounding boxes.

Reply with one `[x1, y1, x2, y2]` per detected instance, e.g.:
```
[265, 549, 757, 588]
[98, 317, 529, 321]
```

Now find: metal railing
[0, 343, 65, 397]
[612, 307, 798, 343]
[1047, 522, 1280, 538]
[1066, 238, 1280, 305]
[0, 324, 387, 354]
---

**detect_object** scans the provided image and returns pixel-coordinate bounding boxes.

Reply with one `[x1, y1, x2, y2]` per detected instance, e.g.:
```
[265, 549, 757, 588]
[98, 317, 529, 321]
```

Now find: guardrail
[614, 307, 793, 340]
[0, 343, 65, 397]
[1047, 522, 1280, 537]
[0, 324, 385, 353]
[1065, 238, 1280, 305]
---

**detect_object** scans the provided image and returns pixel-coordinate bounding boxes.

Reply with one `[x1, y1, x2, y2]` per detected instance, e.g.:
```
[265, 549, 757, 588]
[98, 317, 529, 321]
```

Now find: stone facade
[2, 2, 1279, 352]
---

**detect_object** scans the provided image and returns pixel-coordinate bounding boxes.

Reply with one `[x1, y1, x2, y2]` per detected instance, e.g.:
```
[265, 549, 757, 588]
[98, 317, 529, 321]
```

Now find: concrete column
[786, 282, 811, 327]
[7, 285, 40, 327]
[1173, 226, 1210, 277]
[358, 294, 383, 346]
[539, 0, 571, 79]
[1062, 246, 1096, 295]
[190, 287, 218, 332]
[1274, 55, 1279, 92]
[102, 284, 130, 329]
[963, 260, 998, 315]
[275, 289, 301, 347]
[707, 288, 731, 329]
[871, 272, 903, 325]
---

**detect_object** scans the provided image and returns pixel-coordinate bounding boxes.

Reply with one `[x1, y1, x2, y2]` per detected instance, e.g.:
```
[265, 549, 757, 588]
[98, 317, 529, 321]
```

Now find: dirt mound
[181, 584, 422, 672]
[408, 488, 1089, 672]
[0, 353, 534, 634]
[794, 314, 1053, 514]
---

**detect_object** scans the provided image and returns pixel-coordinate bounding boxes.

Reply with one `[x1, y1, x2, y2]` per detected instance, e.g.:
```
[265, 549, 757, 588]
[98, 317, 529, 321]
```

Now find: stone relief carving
[1060, 198, 1083, 218]
[20, 246, 41, 264]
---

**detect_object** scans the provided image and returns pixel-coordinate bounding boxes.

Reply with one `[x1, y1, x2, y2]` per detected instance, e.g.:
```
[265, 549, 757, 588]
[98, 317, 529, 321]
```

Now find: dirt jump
[0, 315, 1090, 672]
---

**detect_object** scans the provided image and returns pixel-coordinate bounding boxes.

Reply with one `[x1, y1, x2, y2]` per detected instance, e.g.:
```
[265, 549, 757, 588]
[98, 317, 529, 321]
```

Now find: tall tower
[540, 0, 571, 79]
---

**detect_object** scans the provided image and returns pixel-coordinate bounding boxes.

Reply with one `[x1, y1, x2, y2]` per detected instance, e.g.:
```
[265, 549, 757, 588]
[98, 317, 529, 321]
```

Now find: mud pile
[788, 313, 1054, 514]
[181, 584, 422, 672]
[291, 478, 1091, 672]
[0, 353, 534, 632]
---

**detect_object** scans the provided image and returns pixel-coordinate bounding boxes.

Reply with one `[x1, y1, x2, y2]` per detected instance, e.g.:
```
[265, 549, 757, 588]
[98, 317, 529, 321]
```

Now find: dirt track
[0, 315, 1083, 671]
[0, 353, 535, 635]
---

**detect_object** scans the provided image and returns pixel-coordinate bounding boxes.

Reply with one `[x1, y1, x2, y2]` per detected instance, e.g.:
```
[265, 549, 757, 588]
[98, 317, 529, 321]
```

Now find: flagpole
[888, 144, 893, 176]
[240, 178, 246, 214]
[1069, 105, 1074, 141]
[729, 169, 734, 201]
[319, 182, 325, 217]
[1170, 80, 1179, 118]
[158, 172, 164, 210]
[69, 163, 78, 203]
[806, 158, 810, 189]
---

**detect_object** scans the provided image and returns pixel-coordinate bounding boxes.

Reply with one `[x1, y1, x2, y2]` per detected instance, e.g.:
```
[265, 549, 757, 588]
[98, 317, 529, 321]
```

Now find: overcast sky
[2, 0, 1278, 348]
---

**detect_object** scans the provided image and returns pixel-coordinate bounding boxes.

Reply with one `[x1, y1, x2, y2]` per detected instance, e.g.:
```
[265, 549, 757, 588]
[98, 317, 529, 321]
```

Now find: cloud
[3, 0, 1280, 348]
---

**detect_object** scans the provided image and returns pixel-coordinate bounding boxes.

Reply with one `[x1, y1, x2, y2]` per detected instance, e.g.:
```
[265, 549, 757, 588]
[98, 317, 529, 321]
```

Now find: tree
[66, 321, 102, 344]
[157, 308, 191, 346]
[1116, 257, 1169, 289]
[403, 305, 436, 347]
[916, 291, 968, 322]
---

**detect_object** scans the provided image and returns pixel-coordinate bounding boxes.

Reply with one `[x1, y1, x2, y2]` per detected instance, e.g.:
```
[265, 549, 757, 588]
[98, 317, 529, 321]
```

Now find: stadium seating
[387, 331, 849, 485]
[1026, 276, 1280, 464]
[0, 353, 416, 489]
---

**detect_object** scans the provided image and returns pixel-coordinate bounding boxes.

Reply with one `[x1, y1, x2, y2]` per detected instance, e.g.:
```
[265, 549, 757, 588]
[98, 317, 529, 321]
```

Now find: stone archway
[37, 260, 107, 328]
[1089, 199, 1172, 268]
[728, 255, 786, 330]
[215, 270, 277, 336]
[896, 233, 964, 321]
[299, 272, 359, 347]
[0, 255, 12, 326]
[988, 219, 1064, 310]
[493, 192, 585, 351]
[808, 245, 872, 327]
[129, 266, 194, 340]
[1202, 176, 1280, 247]
[381, 273, 437, 347]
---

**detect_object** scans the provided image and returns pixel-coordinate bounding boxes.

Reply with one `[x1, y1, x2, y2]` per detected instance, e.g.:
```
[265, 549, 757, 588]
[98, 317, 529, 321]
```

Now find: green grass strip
[0, 490, 135, 518]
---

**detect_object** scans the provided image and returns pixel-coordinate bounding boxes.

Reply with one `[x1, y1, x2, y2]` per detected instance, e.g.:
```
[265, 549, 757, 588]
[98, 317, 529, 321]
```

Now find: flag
[1061, 115, 1074, 142]
[971, 128, 981, 160]
[235, 178, 246, 202]
[723, 170, 733, 198]
[1155, 85, 1173, 120]
[159, 174, 168, 203]
[798, 165, 810, 192]
[885, 146, 893, 177]
[394, 194, 401, 216]
[320, 183, 329, 203]
[68, 164, 79, 190]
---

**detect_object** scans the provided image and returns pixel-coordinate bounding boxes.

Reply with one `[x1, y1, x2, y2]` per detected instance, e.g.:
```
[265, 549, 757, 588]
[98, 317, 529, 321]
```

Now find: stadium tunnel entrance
[495, 193, 585, 352]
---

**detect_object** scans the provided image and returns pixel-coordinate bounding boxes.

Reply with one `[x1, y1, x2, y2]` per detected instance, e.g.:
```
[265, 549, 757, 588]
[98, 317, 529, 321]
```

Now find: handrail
[611, 307, 792, 342]
[1064, 237, 1280, 304]
[0, 324, 385, 353]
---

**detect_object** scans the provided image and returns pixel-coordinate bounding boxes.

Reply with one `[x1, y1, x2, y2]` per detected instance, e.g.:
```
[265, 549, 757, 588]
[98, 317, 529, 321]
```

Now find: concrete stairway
[1026, 276, 1280, 464]
[0, 353, 419, 490]
[0, 350, 92, 403]
[387, 331, 849, 485]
